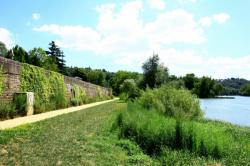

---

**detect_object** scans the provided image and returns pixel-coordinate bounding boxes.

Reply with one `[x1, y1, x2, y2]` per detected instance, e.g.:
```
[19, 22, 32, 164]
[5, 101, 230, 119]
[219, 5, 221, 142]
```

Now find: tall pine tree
[46, 41, 66, 73]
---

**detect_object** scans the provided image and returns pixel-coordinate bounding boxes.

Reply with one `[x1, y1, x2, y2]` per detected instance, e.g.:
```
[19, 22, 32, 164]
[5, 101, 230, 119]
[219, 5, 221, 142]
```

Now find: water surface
[200, 96, 250, 126]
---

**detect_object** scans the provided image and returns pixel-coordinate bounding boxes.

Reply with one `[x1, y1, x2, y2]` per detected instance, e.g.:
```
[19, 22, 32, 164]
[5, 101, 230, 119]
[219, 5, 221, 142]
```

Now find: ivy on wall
[20, 64, 67, 103]
[0, 65, 5, 96]
[71, 84, 87, 105]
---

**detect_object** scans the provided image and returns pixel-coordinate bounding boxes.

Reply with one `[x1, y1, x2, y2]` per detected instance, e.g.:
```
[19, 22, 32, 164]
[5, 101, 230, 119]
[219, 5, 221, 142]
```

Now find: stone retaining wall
[0, 56, 112, 102]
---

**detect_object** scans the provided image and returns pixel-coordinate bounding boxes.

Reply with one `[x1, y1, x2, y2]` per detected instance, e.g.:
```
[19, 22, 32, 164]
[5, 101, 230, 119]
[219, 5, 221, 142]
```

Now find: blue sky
[0, 0, 250, 79]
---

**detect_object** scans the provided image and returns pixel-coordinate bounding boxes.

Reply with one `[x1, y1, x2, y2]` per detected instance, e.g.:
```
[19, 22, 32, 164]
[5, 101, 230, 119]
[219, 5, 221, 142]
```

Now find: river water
[200, 96, 250, 126]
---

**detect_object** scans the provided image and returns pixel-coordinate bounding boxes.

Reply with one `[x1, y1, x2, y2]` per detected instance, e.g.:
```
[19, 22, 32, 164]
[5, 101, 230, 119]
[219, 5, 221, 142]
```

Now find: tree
[240, 83, 250, 96]
[0, 41, 8, 57]
[111, 70, 140, 95]
[142, 54, 169, 88]
[46, 41, 66, 73]
[193, 77, 223, 98]
[119, 79, 141, 101]
[183, 73, 197, 90]
[155, 64, 169, 87]
[29, 48, 49, 67]
[12, 45, 29, 63]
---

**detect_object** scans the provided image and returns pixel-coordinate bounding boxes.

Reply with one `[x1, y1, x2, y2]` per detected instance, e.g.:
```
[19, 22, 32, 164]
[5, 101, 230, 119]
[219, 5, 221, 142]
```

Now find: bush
[70, 98, 79, 106]
[13, 93, 27, 116]
[0, 102, 17, 119]
[50, 92, 68, 109]
[137, 85, 203, 120]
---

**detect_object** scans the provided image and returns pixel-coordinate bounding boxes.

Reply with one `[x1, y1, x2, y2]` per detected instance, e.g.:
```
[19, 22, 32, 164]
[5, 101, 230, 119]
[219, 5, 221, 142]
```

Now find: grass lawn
[0, 101, 153, 166]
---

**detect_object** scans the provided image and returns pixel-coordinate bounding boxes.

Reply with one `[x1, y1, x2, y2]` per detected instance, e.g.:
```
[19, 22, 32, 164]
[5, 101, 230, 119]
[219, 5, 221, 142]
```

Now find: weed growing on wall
[71, 84, 87, 106]
[0, 65, 5, 96]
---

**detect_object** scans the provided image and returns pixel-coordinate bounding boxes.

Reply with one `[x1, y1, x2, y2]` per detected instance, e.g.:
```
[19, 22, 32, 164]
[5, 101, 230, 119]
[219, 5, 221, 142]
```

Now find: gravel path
[0, 98, 118, 130]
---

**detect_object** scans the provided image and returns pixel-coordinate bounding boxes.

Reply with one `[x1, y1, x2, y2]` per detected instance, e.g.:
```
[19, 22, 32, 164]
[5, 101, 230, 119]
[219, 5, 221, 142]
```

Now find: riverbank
[115, 102, 250, 165]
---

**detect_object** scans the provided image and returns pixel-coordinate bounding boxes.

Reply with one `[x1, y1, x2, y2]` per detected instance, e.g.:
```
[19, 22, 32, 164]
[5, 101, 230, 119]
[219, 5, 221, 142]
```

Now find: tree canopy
[142, 54, 169, 88]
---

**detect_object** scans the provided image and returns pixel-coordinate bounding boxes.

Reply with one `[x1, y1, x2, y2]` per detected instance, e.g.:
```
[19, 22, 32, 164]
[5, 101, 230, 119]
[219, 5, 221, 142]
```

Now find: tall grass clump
[114, 102, 232, 159]
[0, 102, 17, 119]
[137, 85, 203, 120]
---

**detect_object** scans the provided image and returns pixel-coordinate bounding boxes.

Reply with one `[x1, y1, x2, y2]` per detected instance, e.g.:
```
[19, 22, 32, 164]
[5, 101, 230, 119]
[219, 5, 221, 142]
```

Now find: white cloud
[177, 0, 197, 4]
[32, 13, 41, 20]
[148, 0, 166, 10]
[199, 13, 230, 27]
[199, 16, 212, 27]
[0, 28, 14, 49]
[34, 24, 100, 51]
[213, 13, 230, 24]
[145, 9, 205, 45]
[33, 1, 245, 79]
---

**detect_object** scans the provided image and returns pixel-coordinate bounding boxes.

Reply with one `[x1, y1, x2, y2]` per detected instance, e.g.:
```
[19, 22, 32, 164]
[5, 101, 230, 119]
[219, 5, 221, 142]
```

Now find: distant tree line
[1, 40, 249, 98]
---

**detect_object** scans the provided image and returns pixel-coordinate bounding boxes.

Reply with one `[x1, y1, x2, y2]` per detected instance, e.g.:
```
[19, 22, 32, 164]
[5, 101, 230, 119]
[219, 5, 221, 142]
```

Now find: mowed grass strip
[0, 101, 153, 166]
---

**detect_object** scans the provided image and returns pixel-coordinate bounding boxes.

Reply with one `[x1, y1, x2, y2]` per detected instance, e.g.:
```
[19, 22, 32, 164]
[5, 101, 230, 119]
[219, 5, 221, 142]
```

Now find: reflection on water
[200, 96, 250, 126]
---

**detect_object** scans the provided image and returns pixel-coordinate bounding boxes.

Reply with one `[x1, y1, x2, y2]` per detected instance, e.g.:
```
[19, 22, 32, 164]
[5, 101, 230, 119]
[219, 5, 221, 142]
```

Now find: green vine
[97, 86, 105, 99]
[72, 84, 87, 104]
[20, 64, 67, 103]
[0, 65, 5, 96]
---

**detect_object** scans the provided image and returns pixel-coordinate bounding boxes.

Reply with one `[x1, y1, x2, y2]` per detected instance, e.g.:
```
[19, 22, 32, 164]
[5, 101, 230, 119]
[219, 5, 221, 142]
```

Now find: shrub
[13, 93, 27, 116]
[0, 102, 17, 119]
[137, 85, 203, 120]
[50, 92, 67, 109]
[70, 98, 79, 106]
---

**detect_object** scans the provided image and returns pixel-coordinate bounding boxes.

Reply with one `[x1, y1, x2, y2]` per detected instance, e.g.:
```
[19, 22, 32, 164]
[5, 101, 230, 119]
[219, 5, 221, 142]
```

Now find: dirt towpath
[0, 98, 119, 130]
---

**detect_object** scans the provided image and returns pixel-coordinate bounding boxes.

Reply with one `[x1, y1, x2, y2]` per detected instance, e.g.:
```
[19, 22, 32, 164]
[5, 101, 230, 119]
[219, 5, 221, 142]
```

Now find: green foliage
[142, 54, 169, 88]
[111, 70, 140, 95]
[12, 45, 29, 63]
[119, 79, 141, 101]
[193, 76, 223, 98]
[13, 93, 27, 116]
[20, 63, 67, 112]
[219, 78, 250, 95]
[28, 47, 49, 68]
[71, 84, 87, 106]
[0, 64, 5, 96]
[240, 83, 250, 96]
[137, 85, 203, 120]
[0, 102, 17, 119]
[114, 102, 235, 159]
[183, 73, 198, 90]
[47, 41, 66, 73]
[0, 41, 8, 57]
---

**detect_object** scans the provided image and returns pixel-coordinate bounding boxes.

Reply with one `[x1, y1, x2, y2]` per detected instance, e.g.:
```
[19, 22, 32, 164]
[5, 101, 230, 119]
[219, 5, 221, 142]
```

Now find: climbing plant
[71, 84, 87, 105]
[0, 65, 5, 96]
[20, 64, 67, 104]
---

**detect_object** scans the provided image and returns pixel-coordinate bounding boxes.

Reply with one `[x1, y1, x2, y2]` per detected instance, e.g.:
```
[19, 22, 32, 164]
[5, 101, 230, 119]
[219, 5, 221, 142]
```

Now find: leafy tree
[142, 54, 169, 88]
[0, 41, 8, 57]
[120, 79, 141, 100]
[28, 48, 49, 67]
[193, 77, 223, 98]
[12, 45, 29, 63]
[155, 64, 169, 87]
[111, 70, 140, 95]
[183, 73, 197, 90]
[240, 83, 250, 96]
